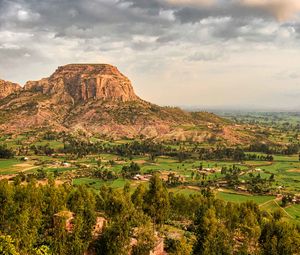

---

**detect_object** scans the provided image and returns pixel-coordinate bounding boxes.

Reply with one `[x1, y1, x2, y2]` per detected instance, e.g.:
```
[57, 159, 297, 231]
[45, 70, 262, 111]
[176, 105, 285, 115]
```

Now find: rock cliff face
[24, 64, 139, 103]
[0, 79, 21, 99]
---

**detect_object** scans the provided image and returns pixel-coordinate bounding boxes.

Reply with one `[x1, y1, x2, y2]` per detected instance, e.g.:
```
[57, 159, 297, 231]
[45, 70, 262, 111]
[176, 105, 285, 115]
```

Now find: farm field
[216, 191, 275, 205]
[0, 120, 300, 224]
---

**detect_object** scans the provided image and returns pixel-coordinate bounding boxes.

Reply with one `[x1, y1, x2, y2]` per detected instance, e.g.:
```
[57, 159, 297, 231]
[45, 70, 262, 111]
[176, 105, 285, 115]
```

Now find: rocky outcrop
[0, 79, 21, 99]
[24, 64, 139, 103]
[0, 63, 265, 145]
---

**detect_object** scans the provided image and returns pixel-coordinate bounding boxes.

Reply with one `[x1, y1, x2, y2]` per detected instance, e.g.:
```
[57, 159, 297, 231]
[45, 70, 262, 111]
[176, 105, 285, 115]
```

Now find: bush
[0, 144, 14, 158]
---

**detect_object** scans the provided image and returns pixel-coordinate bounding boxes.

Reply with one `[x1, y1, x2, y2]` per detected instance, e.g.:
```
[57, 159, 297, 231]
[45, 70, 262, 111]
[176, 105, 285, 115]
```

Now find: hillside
[0, 64, 264, 144]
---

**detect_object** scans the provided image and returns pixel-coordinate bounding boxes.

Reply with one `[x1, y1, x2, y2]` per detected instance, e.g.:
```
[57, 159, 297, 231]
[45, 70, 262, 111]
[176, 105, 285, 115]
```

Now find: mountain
[23, 64, 139, 103]
[0, 79, 21, 99]
[0, 64, 264, 144]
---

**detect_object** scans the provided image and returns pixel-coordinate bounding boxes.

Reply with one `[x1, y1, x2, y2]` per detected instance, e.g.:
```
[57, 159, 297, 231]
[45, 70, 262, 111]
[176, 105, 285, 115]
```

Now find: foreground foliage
[0, 175, 299, 254]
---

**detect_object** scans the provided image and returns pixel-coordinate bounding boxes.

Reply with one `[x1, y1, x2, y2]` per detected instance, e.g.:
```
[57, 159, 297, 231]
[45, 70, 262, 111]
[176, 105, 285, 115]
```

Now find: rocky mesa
[0, 64, 265, 144]
[23, 64, 139, 103]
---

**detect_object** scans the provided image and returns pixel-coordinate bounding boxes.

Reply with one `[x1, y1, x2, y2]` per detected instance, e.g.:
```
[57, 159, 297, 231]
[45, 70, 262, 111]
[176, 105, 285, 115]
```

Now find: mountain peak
[53, 64, 120, 77]
[24, 63, 139, 103]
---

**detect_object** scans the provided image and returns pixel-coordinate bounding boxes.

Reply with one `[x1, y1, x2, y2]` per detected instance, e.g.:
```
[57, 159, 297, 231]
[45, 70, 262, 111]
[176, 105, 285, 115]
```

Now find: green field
[72, 178, 127, 190]
[216, 191, 275, 205]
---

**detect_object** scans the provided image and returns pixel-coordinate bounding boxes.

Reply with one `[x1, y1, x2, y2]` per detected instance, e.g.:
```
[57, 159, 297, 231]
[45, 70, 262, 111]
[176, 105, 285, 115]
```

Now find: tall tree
[144, 174, 170, 225]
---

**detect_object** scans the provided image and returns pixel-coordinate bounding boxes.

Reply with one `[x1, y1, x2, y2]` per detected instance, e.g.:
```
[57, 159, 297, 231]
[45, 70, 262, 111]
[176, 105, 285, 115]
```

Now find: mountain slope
[0, 64, 264, 144]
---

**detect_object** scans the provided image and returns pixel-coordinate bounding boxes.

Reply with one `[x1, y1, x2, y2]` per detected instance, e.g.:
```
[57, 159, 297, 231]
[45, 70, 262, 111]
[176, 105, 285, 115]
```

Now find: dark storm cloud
[0, 0, 299, 109]
[0, 0, 298, 85]
[0, 0, 299, 48]
[0, 0, 171, 39]
[172, 4, 271, 24]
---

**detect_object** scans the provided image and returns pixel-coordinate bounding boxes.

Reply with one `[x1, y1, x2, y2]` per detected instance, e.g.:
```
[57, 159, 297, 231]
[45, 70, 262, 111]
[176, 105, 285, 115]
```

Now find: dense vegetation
[0, 111, 300, 254]
[1, 175, 300, 255]
[0, 144, 14, 159]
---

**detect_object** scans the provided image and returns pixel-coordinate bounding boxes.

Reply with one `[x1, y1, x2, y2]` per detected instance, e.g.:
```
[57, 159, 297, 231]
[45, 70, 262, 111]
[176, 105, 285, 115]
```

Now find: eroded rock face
[24, 64, 139, 103]
[0, 79, 21, 99]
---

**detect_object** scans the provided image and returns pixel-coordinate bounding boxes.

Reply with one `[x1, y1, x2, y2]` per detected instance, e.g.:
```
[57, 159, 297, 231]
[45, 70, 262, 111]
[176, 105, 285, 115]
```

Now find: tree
[121, 162, 141, 179]
[0, 145, 14, 159]
[144, 174, 170, 225]
[131, 222, 156, 255]
[165, 237, 193, 255]
[194, 207, 233, 255]
[33, 245, 52, 255]
[0, 235, 19, 255]
[131, 184, 147, 210]
[260, 220, 300, 255]
[95, 218, 131, 255]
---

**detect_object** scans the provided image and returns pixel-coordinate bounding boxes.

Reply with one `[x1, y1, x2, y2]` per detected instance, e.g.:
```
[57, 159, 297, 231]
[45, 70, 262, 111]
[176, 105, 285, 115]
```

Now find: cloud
[164, 0, 216, 7]
[0, 0, 300, 109]
[240, 0, 300, 21]
[187, 50, 225, 62]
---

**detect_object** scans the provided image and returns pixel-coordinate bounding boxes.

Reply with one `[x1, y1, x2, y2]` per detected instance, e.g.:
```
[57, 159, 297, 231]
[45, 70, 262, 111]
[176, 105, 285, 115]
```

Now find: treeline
[60, 138, 289, 162]
[0, 144, 15, 159]
[248, 143, 299, 155]
[1, 176, 300, 254]
[61, 138, 174, 159]
[4, 132, 299, 161]
[60, 138, 277, 162]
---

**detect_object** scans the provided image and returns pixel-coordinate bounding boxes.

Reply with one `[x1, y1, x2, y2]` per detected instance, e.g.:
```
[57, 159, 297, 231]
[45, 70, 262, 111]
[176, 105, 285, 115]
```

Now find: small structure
[133, 174, 152, 181]
[217, 180, 228, 187]
[292, 195, 300, 204]
[21, 157, 29, 161]
[54, 211, 75, 232]
[61, 162, 71, 167]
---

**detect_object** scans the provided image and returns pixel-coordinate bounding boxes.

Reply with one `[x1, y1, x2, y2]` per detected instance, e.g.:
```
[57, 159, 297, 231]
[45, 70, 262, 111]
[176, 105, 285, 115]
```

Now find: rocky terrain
[0, 64, 264, 144]
[0, 79, 21, 99]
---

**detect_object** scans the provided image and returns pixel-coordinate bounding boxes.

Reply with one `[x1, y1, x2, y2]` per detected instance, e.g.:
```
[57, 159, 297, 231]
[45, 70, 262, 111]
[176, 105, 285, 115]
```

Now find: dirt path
[21, 166, 39, 172]
[259, 199, 293, 219]
[274, 200, 293, 218]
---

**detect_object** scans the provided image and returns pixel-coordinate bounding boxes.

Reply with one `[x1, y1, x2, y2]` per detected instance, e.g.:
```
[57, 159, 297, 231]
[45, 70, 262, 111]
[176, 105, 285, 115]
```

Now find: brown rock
[0, 79, 21, 99]
[24, 64, 139, 103]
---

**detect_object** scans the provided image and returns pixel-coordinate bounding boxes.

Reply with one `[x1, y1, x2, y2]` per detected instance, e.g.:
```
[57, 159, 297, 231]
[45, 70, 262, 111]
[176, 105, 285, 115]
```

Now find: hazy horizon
[0, 0, 300, 110]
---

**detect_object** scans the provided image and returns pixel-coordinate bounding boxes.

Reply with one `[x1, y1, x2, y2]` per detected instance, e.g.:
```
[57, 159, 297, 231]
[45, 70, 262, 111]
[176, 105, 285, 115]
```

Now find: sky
[0, 0, 300, 110]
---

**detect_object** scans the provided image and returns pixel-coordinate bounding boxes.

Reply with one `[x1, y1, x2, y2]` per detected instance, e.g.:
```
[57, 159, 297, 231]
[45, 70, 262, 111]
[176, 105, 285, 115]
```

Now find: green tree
[0, 235, 20, 255]
[194, 207, 233, 255]
[144, 174, 170, 225]
[33, 245, 52, 255]
[96, 218, 131, 255]
[131, 222, 156, 255]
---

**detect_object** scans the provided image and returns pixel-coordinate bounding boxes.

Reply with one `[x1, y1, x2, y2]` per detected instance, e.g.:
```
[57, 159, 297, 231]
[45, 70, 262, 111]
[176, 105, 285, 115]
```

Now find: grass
[33, 140, 64, 149]
[72, 177, 126, 190]
[169, 187, 200, 196]
[285, 204, 300, 222]
[0, 158, 38, 175]
[216, 191, 275, 205]
[0, 158, 20, 170]
[260, 200, 280, 212]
